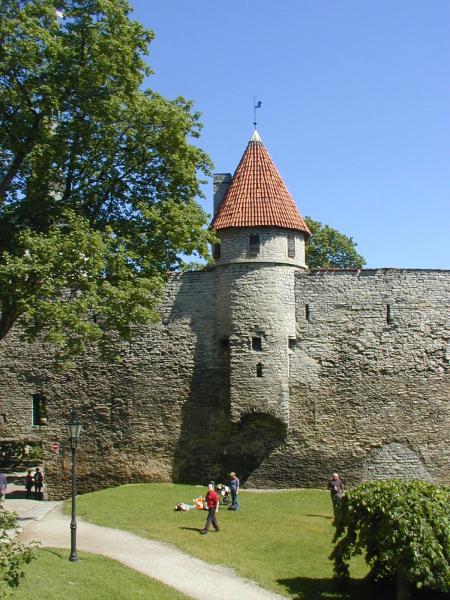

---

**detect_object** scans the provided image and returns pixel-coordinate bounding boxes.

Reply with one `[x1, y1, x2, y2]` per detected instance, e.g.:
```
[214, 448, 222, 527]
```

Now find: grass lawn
[66, 484, 376, 599]
[9, 547, 188, 600]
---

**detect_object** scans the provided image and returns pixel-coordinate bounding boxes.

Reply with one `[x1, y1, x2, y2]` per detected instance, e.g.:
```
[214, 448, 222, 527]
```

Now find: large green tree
[0, 0, 213, 356]
[331, 480, 450, 599]
[305, 216, 366, 270]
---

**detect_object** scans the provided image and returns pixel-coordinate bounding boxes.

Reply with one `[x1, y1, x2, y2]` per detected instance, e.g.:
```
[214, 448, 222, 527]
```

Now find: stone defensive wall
[0, 268, 448, 499]
[248, 268, 450, 488]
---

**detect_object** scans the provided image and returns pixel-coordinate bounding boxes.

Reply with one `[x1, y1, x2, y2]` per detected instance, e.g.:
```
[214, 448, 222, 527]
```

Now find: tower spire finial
[253, 97, 262, 129]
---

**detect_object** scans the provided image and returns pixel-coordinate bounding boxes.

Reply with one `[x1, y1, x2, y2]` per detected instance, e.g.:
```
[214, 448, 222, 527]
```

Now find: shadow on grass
[305, 514, 333, 520]
[41, 548, 67, 560]
[277, 577, 449, 600]
[6, 489, 34, 499]
[179, 526, 204, 535]
[276, 577, 395, 600]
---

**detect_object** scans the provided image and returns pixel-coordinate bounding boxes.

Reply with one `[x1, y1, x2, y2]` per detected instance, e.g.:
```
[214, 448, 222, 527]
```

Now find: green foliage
[0, 0, 213, 356]
[331, 480, 450, 594]
[0, 508, 38, 595]
[305, 217, 366, 270]
[0, 442, 42, 464]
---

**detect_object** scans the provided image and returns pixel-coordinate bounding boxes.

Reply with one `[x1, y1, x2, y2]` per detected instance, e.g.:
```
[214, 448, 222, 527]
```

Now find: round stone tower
[211, 130, 310, 428]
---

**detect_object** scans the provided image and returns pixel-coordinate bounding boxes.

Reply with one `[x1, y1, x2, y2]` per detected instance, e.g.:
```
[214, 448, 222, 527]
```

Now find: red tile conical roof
[211, 131, 310, 236]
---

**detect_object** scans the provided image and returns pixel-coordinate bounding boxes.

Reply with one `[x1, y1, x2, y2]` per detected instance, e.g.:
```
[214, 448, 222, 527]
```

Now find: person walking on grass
[201, 483, 220, 534]
[327, 472, 344, 524]
[229, 471, 240, 510]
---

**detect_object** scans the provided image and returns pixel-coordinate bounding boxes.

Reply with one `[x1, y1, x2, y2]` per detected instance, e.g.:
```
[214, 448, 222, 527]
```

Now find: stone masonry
[0, 131, 448, 499]
[0, 267, 448, 499]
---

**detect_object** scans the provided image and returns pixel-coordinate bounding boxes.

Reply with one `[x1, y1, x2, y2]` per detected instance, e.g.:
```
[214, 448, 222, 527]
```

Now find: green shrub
[0, 507, 38, 594]
[330, 480, 450, 594]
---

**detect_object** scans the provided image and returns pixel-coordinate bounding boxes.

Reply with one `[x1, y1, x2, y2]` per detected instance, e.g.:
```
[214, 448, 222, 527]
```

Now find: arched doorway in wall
[223, 412, 287, 484]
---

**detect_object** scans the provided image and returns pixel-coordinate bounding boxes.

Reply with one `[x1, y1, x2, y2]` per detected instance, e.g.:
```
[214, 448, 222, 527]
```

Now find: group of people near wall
[201, 471, 240, 534]
[201, 471, 344, 533]
[25, 467, 44, 499]
[0, 467, 44, 501]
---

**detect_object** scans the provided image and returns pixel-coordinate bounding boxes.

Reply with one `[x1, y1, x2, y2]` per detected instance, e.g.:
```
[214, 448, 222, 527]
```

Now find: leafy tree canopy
[331, 480, 450, 595]
[0, 0, 213, 356]
[305, 216, 366, 270]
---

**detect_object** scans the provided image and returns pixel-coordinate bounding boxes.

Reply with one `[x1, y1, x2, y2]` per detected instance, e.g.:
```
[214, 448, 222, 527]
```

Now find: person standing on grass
[229, 471, 240, 510]
[201, 483, 220, 534]
[327, 472, 344, 523]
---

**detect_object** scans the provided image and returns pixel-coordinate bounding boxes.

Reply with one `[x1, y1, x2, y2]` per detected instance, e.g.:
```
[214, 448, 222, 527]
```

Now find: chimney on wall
[213, 173, 232, 215]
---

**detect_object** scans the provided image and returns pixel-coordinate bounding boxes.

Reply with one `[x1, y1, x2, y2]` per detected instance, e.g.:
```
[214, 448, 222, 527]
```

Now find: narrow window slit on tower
[249, 234, 260, 256]
[287, 235, 295, 258]
[386, 304, 393, 325]
[288, 338, 297, 350]
[252, 336, 262, 351]
[305, 304, 311, 321]
[213, 243, 221, 259]
[256, 363, 263, 377]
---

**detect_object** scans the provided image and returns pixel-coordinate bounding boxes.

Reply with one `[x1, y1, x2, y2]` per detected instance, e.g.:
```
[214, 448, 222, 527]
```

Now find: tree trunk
[0, 303, 18, 341]
[396, 571, 411, 600]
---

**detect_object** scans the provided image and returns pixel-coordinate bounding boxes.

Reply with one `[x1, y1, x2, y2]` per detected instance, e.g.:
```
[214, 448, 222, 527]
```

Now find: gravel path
[19, 503, 284, 600]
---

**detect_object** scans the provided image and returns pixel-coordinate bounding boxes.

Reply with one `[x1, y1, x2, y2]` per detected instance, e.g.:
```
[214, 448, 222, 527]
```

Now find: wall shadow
[222, 413, 287, 483]
[171, 271, 229, 484]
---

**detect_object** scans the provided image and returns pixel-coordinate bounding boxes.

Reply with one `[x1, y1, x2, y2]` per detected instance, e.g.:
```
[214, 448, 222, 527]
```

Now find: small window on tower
[213, 243, 221, 259]
[305, 304, 311, 321]
[287, 235, 295, 258]
[252, 337, 262, 351]
[256, 363, 263, 377]
[288, 337, 297, 350]
[248, 234, 260, 256]
[386, 304, 393, 325]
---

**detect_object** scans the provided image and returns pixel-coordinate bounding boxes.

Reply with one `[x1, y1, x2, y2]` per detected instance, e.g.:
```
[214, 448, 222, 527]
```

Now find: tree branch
[0, 112, 44, 201]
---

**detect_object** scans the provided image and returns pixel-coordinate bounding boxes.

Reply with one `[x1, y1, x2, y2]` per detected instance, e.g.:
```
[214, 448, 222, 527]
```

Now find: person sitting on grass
[201, 483, 220, 534]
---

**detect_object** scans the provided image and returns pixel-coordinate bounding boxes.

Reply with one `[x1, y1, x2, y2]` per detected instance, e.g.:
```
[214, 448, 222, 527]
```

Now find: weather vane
[253, 97, 262, 129]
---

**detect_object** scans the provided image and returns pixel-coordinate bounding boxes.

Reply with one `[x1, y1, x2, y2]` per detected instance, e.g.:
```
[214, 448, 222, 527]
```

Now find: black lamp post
[66, 409, 82, 562]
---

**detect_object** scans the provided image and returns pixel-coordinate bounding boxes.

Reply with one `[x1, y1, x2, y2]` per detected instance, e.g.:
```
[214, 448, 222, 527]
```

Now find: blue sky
[130, 0, 449, 269]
